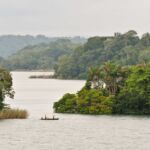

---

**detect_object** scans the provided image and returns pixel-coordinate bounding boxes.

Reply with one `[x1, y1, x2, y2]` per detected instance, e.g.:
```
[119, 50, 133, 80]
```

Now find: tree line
[0, 39, 81, 71]
[54, 30, 150, 79]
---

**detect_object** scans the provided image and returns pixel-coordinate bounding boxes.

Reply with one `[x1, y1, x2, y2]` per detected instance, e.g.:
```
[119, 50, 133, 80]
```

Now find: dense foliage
[0, 68, 14, 110]
[4, 39, 81, 70]
[114, 64, 150, 114]
[54, 30, 150, 79]
[54, 63, 150, 115]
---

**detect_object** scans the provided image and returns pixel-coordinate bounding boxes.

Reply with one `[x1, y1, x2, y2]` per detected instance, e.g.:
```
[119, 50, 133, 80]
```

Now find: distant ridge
[2, 39, 83, 70]
[0, 35, 86, 58]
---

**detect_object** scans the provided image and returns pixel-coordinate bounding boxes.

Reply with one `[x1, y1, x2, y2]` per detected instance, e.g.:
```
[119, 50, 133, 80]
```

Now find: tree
[141, 33, 150, 47]
[114, 64, 150, 114]
[84, 37, 107, 50]
[0, 68, 14, 110]
[88, 66, 104, 89]
[88, 62, 129, 95]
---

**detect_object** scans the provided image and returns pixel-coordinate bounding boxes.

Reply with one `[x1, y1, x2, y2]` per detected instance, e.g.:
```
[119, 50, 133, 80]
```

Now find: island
[29, 74, 54, 79]
[54, 62, 150, 115]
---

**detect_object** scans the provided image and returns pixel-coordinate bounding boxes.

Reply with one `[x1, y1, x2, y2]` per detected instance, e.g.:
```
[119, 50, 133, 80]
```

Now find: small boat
[40, 115, 59, 120]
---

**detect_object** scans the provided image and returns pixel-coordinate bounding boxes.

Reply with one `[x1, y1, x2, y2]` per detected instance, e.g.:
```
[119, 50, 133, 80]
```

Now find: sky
[0, 0, 150, 37]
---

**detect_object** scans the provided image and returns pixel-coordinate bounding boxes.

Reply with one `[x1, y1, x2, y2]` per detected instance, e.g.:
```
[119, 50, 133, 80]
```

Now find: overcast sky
[0, 0, 150, 36]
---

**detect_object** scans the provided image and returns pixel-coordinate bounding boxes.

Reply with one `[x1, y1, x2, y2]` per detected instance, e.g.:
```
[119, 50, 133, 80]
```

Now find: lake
[0, 72, 150, 150]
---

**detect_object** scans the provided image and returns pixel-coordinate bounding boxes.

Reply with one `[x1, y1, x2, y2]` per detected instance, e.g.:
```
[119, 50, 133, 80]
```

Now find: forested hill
[0, 35, 51, 58]
[1, 30, 150, 76]
[0, 35, 86, 58]
[54, 30, 150, 79]
[5, 39, 80, 70]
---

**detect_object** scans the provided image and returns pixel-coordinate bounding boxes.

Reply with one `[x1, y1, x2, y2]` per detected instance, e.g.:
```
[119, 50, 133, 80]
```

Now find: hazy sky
[0, 0, 150, 36]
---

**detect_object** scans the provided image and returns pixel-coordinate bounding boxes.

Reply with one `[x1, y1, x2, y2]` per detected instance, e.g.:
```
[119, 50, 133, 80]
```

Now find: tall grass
[0, 108, 28, 119]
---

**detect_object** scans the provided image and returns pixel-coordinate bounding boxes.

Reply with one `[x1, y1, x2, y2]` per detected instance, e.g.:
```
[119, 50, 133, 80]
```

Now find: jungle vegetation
[54, 62, 150, 115]
[1, 30, 150, 75]
[54, 30, 150, 79]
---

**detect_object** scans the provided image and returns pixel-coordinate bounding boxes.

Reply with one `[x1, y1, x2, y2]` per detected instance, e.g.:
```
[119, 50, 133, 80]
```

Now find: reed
[0, 108, 28, 119]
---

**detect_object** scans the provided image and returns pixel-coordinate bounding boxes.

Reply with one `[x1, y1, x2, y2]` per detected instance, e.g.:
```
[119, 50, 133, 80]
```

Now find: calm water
[0, 72, 150, 150]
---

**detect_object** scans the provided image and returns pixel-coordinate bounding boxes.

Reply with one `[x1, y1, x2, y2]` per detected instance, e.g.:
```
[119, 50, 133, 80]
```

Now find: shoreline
[11, 70, 54, 72]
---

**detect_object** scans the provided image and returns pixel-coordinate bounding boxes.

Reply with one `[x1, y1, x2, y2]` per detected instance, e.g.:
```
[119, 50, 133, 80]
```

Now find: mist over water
[0, 72, 150, 150]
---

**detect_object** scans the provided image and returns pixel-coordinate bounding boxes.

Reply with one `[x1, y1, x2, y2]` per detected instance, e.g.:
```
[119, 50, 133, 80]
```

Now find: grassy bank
[0, 108, 28, 119]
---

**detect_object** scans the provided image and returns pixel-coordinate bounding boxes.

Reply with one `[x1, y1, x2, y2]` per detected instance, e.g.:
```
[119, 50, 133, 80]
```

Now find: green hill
[0, 35, 53, 58]
[0, 35, 86, 58]
[5, 39, 80, 70]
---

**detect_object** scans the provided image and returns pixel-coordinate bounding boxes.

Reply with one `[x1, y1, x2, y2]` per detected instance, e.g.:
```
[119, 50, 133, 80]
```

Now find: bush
[54, 88, 114, 114]
[54, 93, 77, 113]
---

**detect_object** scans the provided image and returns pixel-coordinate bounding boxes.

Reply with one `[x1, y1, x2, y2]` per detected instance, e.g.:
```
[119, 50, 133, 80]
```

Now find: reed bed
[0, 108, 28, 119]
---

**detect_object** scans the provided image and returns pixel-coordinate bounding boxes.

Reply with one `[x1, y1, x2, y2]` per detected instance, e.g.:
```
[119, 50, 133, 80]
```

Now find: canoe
[40, 117, 59, 120]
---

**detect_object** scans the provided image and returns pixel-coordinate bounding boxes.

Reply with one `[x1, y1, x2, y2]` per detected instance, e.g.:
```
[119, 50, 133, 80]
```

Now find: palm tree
[88, 66, 104, 89]
[88, 62, 129, 94]
[101, 62, 129, 94]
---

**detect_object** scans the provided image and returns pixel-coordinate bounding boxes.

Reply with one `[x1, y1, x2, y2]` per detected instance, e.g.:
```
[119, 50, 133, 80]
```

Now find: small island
[54, 62, 150, 115]
[29, 74, 54, 79]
